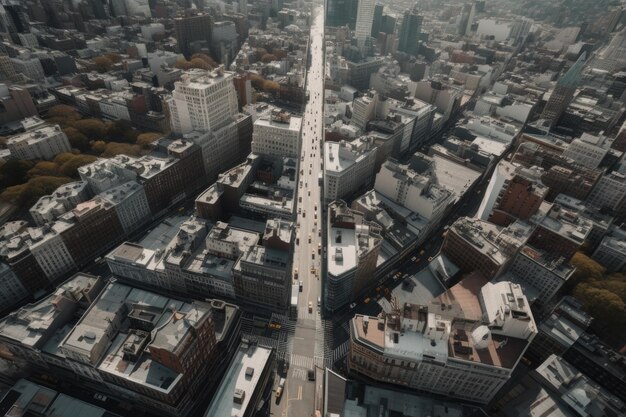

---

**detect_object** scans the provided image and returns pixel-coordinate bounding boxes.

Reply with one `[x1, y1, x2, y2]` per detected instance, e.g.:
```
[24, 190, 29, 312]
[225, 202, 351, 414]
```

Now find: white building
[11, 55, 44, 81]
[324, 138, 377, 203]
[167, 67, 239, 135]
[78, 158, 138, 194]
[125, 0, 151, 17]
[252, 109, 302, 159]
[99, 181, 151, 235]
[348, 277, 537, 404]
[28, 226, 76, 282]
[0, 263, 28, 313]
[374, 159, 454, 221]
[352, 94, 376, 130]
[140, 23, 165, 41]
[355, 0, 375, 46]
[586, 171, 626, 211]
[562, 133, 611, 169]
[6, 124, 71, 160]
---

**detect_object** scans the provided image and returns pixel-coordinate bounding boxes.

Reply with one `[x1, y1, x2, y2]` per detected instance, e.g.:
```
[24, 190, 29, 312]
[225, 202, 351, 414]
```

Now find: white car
[349, 302, 357, 309]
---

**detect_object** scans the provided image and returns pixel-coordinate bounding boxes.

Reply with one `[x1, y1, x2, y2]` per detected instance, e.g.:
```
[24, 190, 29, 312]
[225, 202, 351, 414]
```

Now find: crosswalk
[331, 339, 350, 364]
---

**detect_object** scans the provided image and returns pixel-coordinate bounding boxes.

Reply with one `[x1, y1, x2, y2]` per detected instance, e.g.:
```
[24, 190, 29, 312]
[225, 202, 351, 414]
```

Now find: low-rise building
[0, 273, 241, 417]
[348, 276, 537, 404]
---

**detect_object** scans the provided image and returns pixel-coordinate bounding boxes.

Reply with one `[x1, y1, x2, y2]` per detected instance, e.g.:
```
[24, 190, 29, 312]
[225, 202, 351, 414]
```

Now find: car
[363, 297, 371, 304]
[294, 268, 299, 279]
[308, 369, 316, 381]
[299, 281, 303, 291]
[268, 322, 282, 330]
[311, 251, 315, 259]
[308, 301, 313, 312]
[308, 191, 311, 196]
[411, 256, 416, 262]
[308, 234, 312, 243]
[303, 211, 306, 217]
[349, 302, 357, 309]
[428, 256, 434, 262]
[276, 378, 286, 400]
[317, 297, 321, 307]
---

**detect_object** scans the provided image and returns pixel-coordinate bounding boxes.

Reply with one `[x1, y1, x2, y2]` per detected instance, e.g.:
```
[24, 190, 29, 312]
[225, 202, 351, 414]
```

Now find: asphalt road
[271, 4, 326, 417]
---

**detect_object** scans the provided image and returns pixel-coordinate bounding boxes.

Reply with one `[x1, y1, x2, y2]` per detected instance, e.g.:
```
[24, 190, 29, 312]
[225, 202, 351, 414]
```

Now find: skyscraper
[540, 53, 587, 127]
[398, 9, 422, 56]
[325, 0, 358, 29]
[174, 13, 213, 58]
[355, 0, 375, 46]
[168, 67, 239, 135]
[371, 3, 383, 37]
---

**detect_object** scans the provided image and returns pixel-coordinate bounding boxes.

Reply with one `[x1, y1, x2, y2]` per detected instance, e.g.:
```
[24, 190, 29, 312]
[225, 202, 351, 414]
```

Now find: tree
[54, 152, 79, 166]
[28, 161, 61, 178]
[261, 80, 280, 93]
[563, 251, 605, 293]
[91, 140, 107, 154]
[0, 175, 73, 209]
[273, 49, 288, 59]
[573, 283, 626, 333]
[255, 48, 268, 60]
[63, 127, 90, 151]
[59, 154, 98, 177]
[191, 53, 217, 68]
[261, 53, 278, 63]
[0, 160, 34, 188]
[93, 56, 114, 73]
[47, 105, 81, 121]
[175, 58, 213, 70]
[101, 142, 141, 157]
[73, 119, 108, 139]
[105, 119, 139, 143]
[136, 132, 162, 148]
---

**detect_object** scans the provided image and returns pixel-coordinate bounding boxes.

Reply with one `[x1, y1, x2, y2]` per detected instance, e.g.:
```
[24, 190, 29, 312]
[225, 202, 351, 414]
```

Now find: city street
[271, 4, 327, 417]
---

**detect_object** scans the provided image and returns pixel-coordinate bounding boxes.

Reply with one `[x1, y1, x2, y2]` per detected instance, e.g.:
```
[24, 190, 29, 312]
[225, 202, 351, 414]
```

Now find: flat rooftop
[203, 342, 273, 417]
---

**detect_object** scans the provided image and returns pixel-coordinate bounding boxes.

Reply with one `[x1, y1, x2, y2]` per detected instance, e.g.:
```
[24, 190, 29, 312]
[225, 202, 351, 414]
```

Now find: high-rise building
[355, 0, 375, 46]
[325, 0, 358, 29]
[168, 68, 239, 135]
[398, 10, 422, 56]
[370, 3, 382, 37]
[6, 124, 71, 161]
[324, 137, 377, 204]
[540, 53, 587, 127]
[0, 262, 28, 314]
[442, 217, 530, 280]
[325, 200, 382, 312]
[477, 161, 547, 226]
[348, 276, 537, 404]
[174, 14, 213, 58]
[587, 171, 626, 212]
[233, 219, 295, 312]
[251, 108, 302, 160]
